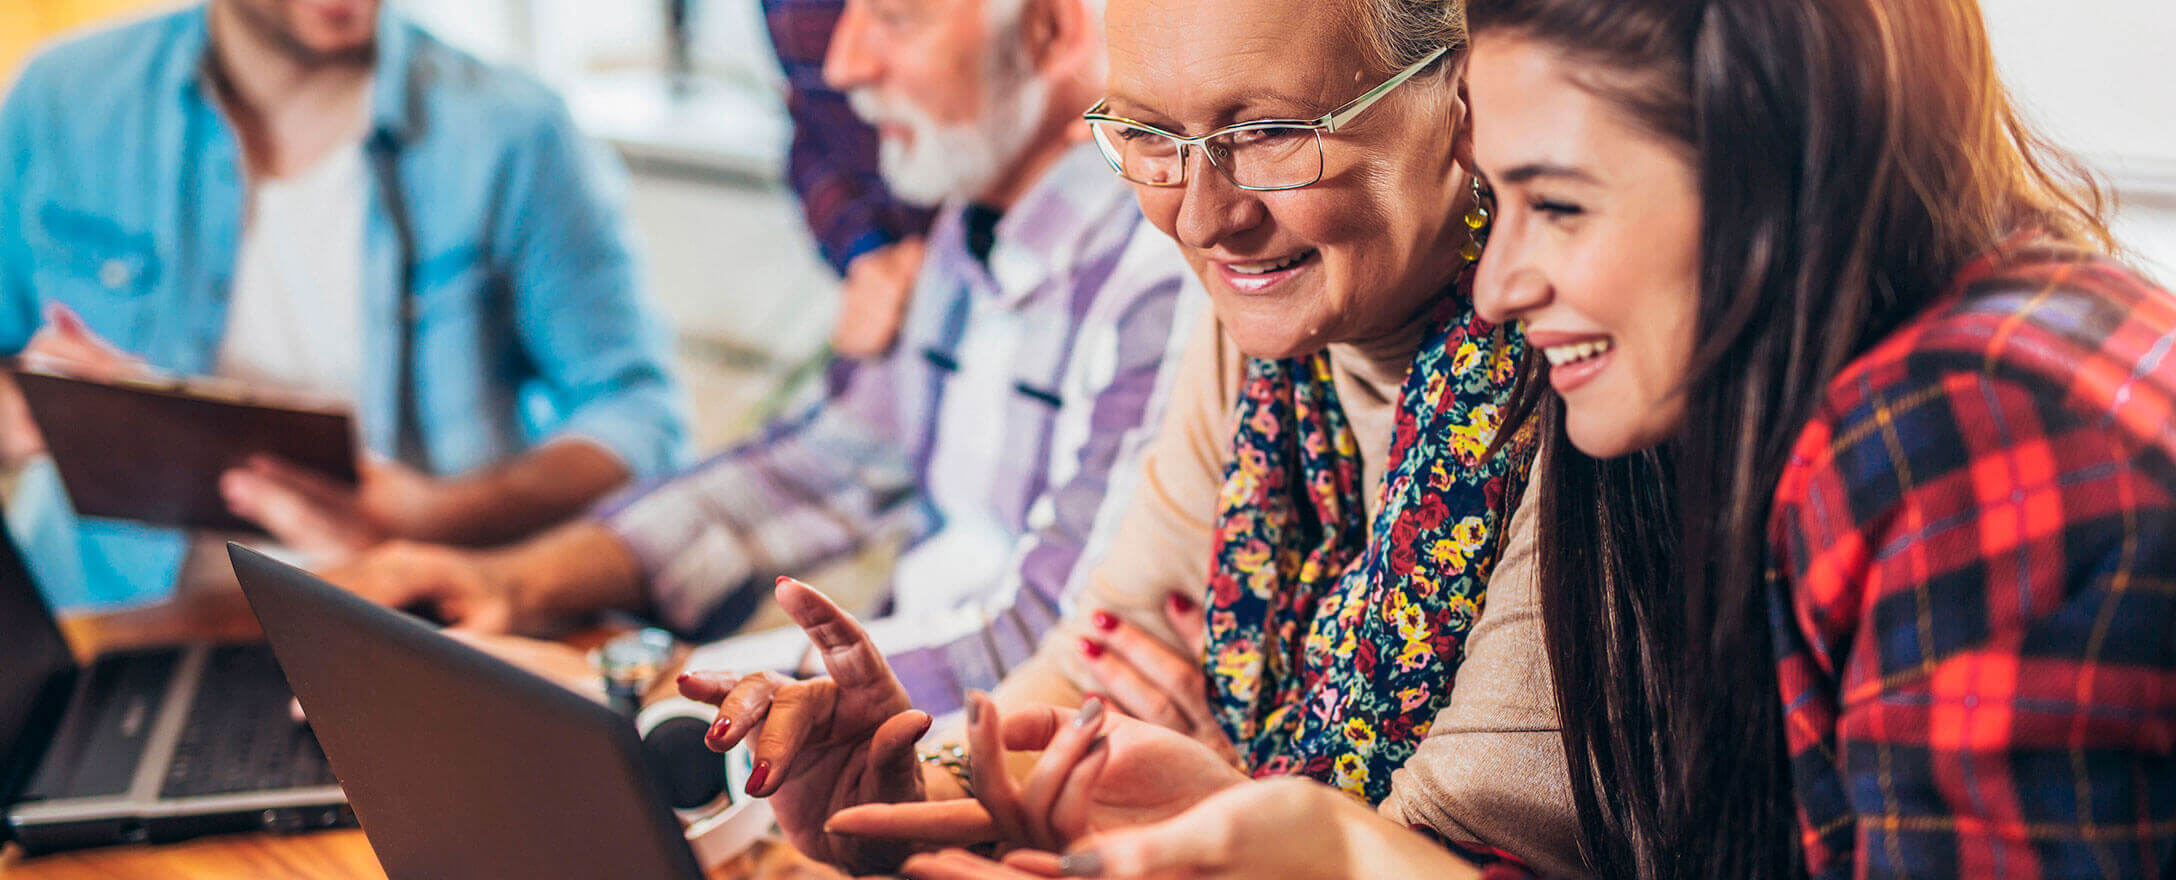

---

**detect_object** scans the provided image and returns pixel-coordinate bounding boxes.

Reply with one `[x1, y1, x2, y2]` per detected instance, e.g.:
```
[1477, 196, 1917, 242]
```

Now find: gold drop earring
[1460, 175, 1491, 263]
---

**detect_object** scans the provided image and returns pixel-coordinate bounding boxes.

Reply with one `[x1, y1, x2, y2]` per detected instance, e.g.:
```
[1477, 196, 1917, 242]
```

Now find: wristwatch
[594, 627, 676, 717]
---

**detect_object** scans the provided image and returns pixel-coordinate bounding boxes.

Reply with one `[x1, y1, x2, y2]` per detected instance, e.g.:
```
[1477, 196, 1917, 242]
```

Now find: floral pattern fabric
[1204, 286, 1535, 802]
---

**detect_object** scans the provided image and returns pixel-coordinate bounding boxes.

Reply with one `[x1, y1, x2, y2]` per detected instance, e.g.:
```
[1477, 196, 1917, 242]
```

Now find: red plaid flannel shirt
[1770, 240, 2176, 879]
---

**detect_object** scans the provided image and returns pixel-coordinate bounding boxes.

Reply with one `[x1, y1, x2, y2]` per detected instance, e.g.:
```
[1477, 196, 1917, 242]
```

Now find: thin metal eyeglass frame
[1081, 44, 1451, 192]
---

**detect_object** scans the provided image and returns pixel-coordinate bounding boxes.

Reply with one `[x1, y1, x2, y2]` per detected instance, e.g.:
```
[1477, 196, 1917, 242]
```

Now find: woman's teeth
[1227, 251, 1312, 275]
[1541, 337, 1614, 366]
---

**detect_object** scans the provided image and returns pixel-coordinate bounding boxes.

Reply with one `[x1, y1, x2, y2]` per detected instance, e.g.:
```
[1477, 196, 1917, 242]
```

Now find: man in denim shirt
[0, 0, 690, 608]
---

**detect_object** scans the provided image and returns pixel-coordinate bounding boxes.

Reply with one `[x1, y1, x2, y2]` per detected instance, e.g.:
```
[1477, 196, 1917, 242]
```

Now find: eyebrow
[1102, 90, 1331, 134]
[1494, 162, 1601, 185]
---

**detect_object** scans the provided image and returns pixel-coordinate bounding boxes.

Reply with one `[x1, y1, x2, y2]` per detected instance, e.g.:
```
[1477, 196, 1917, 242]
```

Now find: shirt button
[99, 259, 134, 290]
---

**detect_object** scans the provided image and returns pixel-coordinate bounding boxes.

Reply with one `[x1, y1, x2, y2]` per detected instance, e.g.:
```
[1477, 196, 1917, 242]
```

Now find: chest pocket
[996, 300, 1082, 522]
[28, 203, 162, 340]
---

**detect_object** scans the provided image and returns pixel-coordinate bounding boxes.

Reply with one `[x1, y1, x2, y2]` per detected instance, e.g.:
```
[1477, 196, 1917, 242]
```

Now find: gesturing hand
[676, 577, 931, 874]
[825, 692, 1247, 853]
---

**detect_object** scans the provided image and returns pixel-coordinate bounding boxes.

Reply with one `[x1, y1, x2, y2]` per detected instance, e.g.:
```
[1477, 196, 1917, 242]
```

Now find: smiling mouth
[1540, 336, 1614, 366]
[1214, 249, 1317, 294]
[1225, 251, 1315, 275]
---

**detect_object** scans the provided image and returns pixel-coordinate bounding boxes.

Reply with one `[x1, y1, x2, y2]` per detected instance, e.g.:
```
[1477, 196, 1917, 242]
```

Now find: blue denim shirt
[0, 8, 691, 608]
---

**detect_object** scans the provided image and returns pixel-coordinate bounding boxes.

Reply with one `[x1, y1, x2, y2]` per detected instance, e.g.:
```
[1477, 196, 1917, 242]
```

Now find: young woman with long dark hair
[1461, 0, 2171, 877]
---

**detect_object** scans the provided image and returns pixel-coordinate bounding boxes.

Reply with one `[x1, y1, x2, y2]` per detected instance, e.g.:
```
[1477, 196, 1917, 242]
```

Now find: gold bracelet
[919, 744, 972, 798]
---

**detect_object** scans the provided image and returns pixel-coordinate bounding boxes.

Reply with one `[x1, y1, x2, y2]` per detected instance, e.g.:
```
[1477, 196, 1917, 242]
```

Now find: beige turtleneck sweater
[992, 315, 1585, 877]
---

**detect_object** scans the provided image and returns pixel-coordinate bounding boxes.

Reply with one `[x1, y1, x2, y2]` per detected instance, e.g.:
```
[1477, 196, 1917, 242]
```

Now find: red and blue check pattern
[762, 0, 933, 273]
[1770, 240, 2176, 879]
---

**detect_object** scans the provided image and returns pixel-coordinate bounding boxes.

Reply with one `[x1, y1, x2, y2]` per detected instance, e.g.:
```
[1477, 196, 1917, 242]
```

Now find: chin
[1562, 401, 1678, 460]
[1205, 293, 1333, 361]
[1218, 318, 1328, 361]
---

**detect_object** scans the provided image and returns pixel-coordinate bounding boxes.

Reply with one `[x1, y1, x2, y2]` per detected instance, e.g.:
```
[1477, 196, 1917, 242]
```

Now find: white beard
[846, 55, 1051, 207]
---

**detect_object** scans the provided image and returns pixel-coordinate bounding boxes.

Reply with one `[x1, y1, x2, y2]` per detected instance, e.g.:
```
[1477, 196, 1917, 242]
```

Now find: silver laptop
[0, 516, 346, 854]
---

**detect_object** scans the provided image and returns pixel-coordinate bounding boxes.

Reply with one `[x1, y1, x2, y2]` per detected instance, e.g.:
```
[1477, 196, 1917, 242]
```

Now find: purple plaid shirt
[763, 0, 932, 272]
[603, 145, 1198, 713]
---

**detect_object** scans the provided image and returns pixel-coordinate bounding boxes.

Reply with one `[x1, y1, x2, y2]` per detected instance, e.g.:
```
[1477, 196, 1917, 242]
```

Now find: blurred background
[4, 0, 2174, 454]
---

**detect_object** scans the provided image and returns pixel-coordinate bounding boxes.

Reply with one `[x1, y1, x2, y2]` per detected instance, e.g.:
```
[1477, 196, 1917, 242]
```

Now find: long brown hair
[1464, 0, 2110, 876]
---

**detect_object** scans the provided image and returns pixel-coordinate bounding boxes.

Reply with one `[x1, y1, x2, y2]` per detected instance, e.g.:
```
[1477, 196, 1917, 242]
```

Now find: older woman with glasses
[674, 0, 1584, 875]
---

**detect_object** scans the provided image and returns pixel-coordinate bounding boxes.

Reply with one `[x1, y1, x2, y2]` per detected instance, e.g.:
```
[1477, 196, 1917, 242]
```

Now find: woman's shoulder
[1813, 243, 2175, 456]
[1773, 244, 2176, 566]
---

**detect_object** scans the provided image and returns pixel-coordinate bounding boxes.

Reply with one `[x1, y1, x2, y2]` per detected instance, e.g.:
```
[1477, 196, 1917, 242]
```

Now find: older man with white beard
[321, 0, 1199, 716]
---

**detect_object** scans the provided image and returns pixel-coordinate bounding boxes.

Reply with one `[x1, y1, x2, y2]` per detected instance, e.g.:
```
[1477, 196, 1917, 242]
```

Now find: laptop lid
[227, 545, 703, 880]
[0, 512, 79, 821]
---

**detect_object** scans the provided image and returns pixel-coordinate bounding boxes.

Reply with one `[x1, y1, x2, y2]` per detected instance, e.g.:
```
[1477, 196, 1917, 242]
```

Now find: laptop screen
[0, 517, 78, 809]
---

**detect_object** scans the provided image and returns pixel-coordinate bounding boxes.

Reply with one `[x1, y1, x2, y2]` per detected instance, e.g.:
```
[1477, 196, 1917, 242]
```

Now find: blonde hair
[1353, 0, 1467, 73]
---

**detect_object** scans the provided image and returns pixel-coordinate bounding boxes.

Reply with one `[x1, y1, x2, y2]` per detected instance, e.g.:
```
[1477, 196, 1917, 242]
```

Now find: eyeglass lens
[1090, 123, 1325, 190]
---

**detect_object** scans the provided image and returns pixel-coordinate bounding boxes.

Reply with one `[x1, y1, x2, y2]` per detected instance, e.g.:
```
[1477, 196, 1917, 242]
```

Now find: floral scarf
[1204, 283, 1534, 802]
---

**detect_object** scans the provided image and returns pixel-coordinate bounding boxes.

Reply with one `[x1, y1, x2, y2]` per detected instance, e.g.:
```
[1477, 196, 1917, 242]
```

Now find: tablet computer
[11, 369, 358, 533]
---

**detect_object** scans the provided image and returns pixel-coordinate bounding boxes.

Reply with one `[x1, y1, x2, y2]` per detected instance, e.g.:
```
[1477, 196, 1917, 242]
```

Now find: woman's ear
[1448, 70, 1477, 176]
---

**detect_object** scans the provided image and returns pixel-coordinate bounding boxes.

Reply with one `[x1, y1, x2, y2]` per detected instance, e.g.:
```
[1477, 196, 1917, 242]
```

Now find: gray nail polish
[1059, 851, 1105, 877]
[966, 689, 988, 723]
[1074, 695, 1105, 728]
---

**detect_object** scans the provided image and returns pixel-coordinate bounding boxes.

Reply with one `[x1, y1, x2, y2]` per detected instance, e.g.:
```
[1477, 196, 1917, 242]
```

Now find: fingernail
[1059, 851, 1105, 877]
[676, 672, 693, 686]
[744, 759, 771, 797]
[1079, 637, 1105, 659]
[1168, 591, 1197, 614]
[966, 690, 987, 723]
[775, 575, 791, 586]
[1092, 610, 1118, 632]
[708, 716, 731, 740]
[1074, 696, 1105, 728]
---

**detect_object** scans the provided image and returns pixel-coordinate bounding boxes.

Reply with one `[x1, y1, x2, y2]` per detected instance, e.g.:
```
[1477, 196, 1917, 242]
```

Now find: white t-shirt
[214, 142, 368, 408]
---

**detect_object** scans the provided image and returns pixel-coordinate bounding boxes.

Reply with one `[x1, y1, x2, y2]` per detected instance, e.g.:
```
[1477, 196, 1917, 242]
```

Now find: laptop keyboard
[160, 644, 338, 799]
[21, 648, 181, 802]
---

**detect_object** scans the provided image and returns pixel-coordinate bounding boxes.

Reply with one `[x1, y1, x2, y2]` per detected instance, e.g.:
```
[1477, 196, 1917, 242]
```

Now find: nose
[822, 0, 880, 92]
[1172, 153, 1267, 252]
[1473, 240, 1551, 325]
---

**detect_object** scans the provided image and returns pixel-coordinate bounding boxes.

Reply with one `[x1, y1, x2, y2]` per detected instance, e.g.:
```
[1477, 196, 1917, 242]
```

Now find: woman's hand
[901, 778, 1484, 880]
[675, 577, 932, 875]
[826, 692, 1248, 852]
[1064, 777, 1481, 879]
[1077, 592, 1236, 763]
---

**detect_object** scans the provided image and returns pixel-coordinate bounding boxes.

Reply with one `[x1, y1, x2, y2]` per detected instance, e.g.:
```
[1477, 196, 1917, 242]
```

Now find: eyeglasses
[1082, 45, 1449, 192]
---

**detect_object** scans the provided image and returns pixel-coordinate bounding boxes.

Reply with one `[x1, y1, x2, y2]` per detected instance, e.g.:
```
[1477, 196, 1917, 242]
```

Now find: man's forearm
[490, 519, 650, 627]
[429, 438, 630, 545]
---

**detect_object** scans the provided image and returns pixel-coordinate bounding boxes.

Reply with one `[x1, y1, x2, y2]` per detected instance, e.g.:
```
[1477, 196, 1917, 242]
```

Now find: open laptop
[228, 544, 707, 880]
[0, 517, 346, 854]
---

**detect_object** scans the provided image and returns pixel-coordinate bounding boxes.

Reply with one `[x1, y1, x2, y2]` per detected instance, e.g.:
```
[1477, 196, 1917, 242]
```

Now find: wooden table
[0, 586, 850, 880]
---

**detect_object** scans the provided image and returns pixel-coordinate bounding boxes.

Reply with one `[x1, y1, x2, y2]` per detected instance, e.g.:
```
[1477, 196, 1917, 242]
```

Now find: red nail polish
[775, 575, 791, 586]
[1092, 610, 1118, 632]
[1168, 592, 1197, 614]
[676, 672, 693, 685]
[745, 760, 772, 796]
[709, 717, 731, 740]
[1079, 637, 1105, 659]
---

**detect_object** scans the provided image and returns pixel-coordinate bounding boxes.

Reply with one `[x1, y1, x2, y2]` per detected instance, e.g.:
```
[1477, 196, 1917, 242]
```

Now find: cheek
[895, 35, 984, 123]
[1136, 189, 1183, 241]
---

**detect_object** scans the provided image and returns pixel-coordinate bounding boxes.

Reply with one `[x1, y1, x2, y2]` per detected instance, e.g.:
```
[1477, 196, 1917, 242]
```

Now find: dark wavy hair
[1464, 0, 2111, 876]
